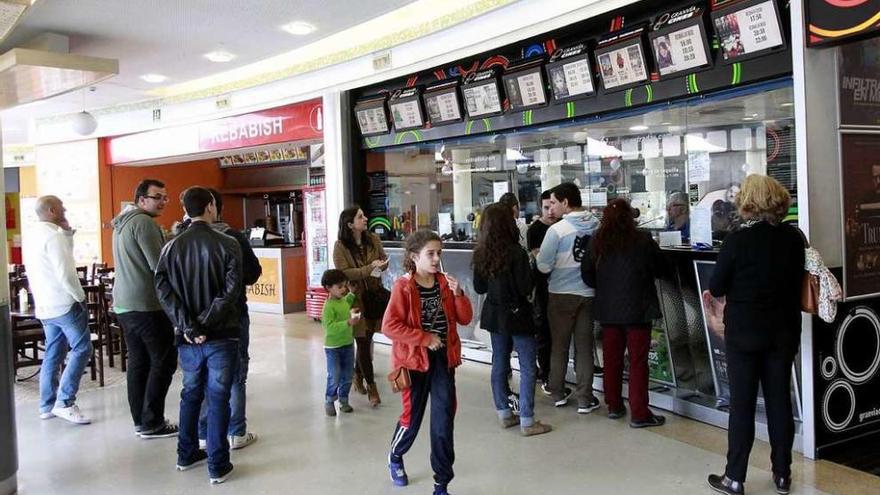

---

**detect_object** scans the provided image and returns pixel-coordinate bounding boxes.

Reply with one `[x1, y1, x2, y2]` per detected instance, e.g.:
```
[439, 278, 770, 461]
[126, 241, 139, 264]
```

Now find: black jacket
[709, 221, 805, 353]
[581, 231, 668, 325]
[473, 244, 535, 335]
[212, 222, 262, 313]
[155, 221, 243, 344]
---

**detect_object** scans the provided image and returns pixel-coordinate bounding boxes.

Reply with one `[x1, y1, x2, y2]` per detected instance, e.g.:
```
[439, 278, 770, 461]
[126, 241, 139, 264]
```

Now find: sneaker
[198, 438, 207, 451]
[500, 414, 520, 429]
[134, 425, 143, 436]
[521, 421, 553, 437]
[389, 461, 408, 486]
[507, 392, 520, 415]
[607, 406, 627, 419]
[540, 382, 552, 396]
[209, 463, 234, 485]
[433, 484, 450, 495]
[140, 422, 179, 439]
[176, 450, 208, 471]
[39, 411, 55, 420]
[577, 397, 601, 414]
[707, 474, 744, 495]
[630, 414, 666, 428]
[339, 401, 354, 414]
[230, 432, 258, 450]
[593, 365, 604, 376]
[773, 474, 791, 495]
[553, 387, 574, 407]
[51, 404, 90, 425]
[325, 402, 337, 417]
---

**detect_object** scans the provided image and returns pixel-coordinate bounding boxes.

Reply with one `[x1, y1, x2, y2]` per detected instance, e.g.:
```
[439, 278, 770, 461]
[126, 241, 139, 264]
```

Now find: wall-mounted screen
[596, 39, 649, 91]
[389, 88, 425, 131]
[502, 62, 548, 111]
[712, 0, 785, 63]
[354, 97, 390, 136]
[650, 5, 712, 78]
[546, 43, 596, 102]
[423, 81, 463, 125]
[462, 70, 504, 118]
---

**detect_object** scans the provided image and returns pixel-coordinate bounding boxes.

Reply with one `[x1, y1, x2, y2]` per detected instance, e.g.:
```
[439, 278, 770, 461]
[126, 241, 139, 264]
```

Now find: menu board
[651, 23, 710, 77]
[463, 82, 502, 117]
[596, 41, 649, 91]
[424, 88, 463, 124]
[503, 68, 547, 110]
[547, 56, 595, 101]
[712, 0, 784, 63]
[355, 104, 389, 136]
[390, 99, 424, 131]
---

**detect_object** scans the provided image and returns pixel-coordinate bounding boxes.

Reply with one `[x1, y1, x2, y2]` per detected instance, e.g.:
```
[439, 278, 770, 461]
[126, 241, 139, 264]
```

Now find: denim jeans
[325, 344, 354, 403]
[39, 302, 92, 413]
[178, 339, 239, 477]
[199, 314, 250, 439]
[490, 332, 537, 427]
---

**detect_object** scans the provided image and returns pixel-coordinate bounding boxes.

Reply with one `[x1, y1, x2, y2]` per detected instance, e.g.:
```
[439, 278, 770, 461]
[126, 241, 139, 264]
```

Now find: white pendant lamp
[71, 85, 97, 135]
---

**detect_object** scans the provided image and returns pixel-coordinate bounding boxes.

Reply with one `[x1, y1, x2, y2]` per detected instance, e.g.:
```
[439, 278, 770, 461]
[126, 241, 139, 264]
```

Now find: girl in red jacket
[385, 230, 473, 495]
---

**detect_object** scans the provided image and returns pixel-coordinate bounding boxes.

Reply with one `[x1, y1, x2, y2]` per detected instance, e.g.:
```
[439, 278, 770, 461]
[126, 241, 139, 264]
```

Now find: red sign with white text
[105, 99, 323, 164]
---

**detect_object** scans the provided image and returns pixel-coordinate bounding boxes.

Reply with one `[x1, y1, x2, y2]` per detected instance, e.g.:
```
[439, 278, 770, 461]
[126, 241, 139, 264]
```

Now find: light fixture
[71, 111, 97, 135]
[629, 125, 649, 131]
[281, 20, 316, 35]
[780, 102, 793, 107]
[660, 121, 672, 125]
[204, 50, 236, 63]
[742, 117, 755, 121]
[140, 73, 167, 83]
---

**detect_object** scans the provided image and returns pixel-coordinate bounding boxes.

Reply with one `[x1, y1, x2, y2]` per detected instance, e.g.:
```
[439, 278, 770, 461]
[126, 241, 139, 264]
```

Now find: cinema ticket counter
[247, 246, 307, 315]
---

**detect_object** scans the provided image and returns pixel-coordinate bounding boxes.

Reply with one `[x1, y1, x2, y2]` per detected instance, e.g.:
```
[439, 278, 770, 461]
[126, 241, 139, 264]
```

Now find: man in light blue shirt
[536, 183, 600, 414]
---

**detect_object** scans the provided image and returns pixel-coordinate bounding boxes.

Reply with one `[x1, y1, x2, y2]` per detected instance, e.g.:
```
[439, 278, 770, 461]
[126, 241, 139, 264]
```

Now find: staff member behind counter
[665, 192, 690, 242]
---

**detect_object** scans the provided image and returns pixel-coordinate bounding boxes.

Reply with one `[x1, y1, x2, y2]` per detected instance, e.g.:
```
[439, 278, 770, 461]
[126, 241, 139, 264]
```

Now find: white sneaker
[51, 404, 90, 425]
[39, 411, 55, 420]
[230, 432, 258, 450]
[198, 439, 207, 450]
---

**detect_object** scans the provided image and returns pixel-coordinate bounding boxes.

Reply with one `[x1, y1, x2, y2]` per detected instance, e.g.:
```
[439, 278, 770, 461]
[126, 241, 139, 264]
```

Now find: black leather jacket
[155, 221, 243, 344]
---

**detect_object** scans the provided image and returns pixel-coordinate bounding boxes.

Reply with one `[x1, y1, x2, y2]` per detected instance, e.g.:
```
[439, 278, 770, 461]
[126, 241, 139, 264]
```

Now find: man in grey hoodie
[112, 179, 179, 439]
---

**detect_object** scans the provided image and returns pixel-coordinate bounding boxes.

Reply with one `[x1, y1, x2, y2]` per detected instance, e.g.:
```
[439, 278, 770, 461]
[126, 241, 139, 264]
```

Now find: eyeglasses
[144, 195, 169, 202]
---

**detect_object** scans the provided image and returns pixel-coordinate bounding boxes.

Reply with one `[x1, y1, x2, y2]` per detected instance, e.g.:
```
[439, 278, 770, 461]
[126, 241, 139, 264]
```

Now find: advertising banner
[694, 260, 731, 402]
[807, 0, 880, 47]
[840, 132, 880, 299]
[837, 37, 880, 128]
[813, 298, 880, 451]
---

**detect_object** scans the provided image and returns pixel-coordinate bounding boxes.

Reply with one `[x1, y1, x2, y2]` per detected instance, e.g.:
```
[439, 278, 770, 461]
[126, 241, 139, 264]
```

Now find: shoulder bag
[387, 296, 442, 393]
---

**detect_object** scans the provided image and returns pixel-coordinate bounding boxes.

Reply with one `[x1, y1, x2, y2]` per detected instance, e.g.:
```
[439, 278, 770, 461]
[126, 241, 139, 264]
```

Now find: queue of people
[23, 173, 805, 494]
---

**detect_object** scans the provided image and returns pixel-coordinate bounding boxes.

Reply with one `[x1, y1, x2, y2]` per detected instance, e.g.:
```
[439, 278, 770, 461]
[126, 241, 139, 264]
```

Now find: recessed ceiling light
[742, 116, 755, 121]
[281, 21, 316, 35]
[629, 125, 649, 131]
[140, 73, 168, 83]
[660, 122, 672, 125]
[780, 102, 793, 107]
[204, 50, 237, 63]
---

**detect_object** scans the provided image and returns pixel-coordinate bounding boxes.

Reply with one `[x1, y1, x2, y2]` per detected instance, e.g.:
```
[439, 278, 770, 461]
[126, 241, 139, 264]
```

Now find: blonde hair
[735, 174, 790, 224]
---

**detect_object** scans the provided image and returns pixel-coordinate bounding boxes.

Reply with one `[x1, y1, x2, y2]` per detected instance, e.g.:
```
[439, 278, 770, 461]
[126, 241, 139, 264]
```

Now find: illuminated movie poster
[841, 133, 880, 299]
[838, 37, 880, 128]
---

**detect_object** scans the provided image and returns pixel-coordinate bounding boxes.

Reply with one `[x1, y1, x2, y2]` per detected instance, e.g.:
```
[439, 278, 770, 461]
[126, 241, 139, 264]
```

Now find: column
[0, 117, 18, 495]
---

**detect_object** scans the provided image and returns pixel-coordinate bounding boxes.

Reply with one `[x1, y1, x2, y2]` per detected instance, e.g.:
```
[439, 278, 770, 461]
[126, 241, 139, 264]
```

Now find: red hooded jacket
[383, 273, 473, 372]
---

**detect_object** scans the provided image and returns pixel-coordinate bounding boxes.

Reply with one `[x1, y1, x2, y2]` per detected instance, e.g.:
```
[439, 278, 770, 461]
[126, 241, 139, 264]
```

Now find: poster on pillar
[841, 132, 880, 299]
[837, 37, 880, 128]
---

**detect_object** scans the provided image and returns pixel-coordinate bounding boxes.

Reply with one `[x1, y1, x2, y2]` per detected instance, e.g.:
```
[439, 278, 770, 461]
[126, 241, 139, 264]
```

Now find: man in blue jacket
[535, 182, 601, 414]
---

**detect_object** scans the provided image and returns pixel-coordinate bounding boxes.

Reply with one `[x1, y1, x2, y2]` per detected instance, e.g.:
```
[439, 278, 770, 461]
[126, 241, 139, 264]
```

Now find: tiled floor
[11, 313, 878, 494]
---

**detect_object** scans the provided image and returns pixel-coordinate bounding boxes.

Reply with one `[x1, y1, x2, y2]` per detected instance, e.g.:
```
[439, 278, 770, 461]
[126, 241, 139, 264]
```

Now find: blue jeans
[325, 344, 354, 403]
[39, 302, 92, 413]
[178, 339, 239, 477]
[198, 314, 250, 439]
[490, 333, 537, 427]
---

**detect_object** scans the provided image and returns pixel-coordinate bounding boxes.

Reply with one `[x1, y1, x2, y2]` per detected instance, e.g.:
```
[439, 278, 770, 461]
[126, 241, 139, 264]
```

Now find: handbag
[802, 271, 820, 314]
[350, 245, 391, 320]
[387, 367, 411, 393]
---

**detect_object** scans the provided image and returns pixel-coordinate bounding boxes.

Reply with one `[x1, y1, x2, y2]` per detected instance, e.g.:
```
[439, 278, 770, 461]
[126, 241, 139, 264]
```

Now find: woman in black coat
[706, 175, 805, 495]
[582, 198, 669, 428]
[473, 203, 551, 437]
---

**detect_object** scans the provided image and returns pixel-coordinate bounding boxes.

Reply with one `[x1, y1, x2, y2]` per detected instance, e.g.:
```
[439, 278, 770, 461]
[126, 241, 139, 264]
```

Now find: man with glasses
[112, 179, 179, 439]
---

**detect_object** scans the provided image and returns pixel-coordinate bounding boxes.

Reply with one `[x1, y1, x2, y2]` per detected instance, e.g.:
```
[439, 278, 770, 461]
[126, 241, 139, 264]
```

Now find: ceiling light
[660, 122, 672, 125]
[281, 21, 316, 35]
[629, 125, 649, 131]
[71, 111, 98, 135]
[742, 117, 755, 121]
[780, 102, 793, 107]
[204, 50, 236, 63]
[140, 73, 168, 83]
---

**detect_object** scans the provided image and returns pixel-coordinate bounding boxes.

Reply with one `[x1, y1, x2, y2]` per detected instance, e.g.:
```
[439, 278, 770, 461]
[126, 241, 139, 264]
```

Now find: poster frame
[501, 56, 550, 112]
[388, 87, 426, 132]
[594, 26, 652, 94]
[710, 0, 787, 65]
[422, 79, 465, 126]
[354, 95, 391, 137]
[544, 42, 597, 104]
[648, 11, 714, 80]
[461, 68, 505, 119]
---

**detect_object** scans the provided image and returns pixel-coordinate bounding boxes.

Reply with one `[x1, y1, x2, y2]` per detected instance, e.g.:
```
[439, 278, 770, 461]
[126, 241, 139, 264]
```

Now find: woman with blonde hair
[706, 175, 805, 495]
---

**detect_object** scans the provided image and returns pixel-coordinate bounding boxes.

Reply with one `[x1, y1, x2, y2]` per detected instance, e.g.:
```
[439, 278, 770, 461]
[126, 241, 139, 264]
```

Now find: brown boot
[367, 383, 381, 407]
[353, 369, 367, 395]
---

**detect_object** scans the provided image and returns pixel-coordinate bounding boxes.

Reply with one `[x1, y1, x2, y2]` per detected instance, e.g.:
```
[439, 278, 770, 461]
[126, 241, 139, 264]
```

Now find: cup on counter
[350, 308, 362, 321]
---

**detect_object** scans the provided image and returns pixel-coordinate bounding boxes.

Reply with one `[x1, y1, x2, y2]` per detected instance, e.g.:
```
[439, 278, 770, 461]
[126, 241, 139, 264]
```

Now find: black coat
[473, 244, 535, 335]
[581, 231, 668, 325]
[709, 221, 805, 353]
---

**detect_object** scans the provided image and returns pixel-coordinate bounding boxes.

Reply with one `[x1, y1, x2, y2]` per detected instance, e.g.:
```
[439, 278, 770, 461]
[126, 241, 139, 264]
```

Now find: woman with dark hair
[706, 175, 804, 495]
[473, 204, 551, 436]
[333, 206, 389, 407]
[582, 198, 668, 428]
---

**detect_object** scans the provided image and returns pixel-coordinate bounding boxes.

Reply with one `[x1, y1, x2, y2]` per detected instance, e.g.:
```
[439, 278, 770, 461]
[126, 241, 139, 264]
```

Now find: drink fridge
[304, 186, 329, 320]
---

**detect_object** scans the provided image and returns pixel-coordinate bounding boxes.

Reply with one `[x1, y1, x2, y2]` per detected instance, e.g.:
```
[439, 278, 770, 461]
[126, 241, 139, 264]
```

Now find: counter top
[250, 243, 302, 249]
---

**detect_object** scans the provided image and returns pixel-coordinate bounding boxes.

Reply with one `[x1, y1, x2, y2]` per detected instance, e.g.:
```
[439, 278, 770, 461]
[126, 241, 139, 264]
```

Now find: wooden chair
[90, 262, 108, 284]
[75, 266, 88, 284]
[8, 277, 43, 380]
[101, 288, 126, 371]
[82, 284, 106, 387]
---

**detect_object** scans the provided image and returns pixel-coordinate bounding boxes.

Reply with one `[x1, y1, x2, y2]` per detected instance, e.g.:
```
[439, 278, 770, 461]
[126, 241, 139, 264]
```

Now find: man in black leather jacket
[155, 186, 242, 485]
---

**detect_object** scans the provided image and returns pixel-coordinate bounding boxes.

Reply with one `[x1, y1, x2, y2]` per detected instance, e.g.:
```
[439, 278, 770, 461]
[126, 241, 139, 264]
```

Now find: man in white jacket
[24, 196, 91, 424]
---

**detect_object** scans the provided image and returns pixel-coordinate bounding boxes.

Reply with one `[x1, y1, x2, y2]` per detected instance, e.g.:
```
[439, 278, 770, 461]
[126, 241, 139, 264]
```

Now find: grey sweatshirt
[111, 206, 165, 312]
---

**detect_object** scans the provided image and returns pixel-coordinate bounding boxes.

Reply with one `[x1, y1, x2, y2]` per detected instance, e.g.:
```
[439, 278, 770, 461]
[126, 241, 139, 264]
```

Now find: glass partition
[372, 84, 796, 243]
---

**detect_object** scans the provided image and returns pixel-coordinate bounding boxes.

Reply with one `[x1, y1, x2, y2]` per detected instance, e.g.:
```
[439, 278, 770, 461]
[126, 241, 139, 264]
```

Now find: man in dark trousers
[156, 187, 243, 485]
[195, 188, 262, 451]
[526, 189, 559, 392]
